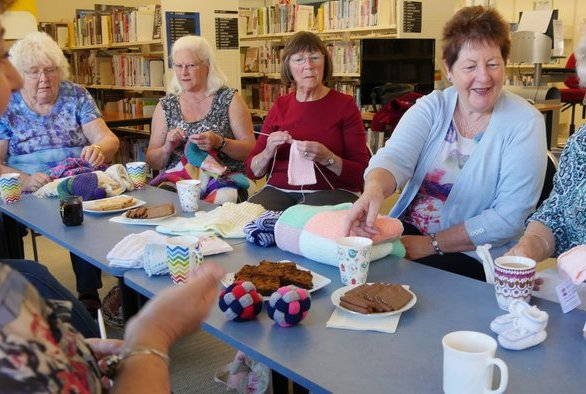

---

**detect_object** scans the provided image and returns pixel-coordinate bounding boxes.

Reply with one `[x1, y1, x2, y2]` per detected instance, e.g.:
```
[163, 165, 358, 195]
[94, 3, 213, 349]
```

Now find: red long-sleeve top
[245, 90, 369, 192]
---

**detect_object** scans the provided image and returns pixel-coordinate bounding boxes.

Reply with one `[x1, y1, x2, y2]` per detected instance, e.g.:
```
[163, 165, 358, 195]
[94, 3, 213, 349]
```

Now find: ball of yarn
[57, 172, 106, 201]
[267, 285, 311, 327]
[218, 281, 263, 322]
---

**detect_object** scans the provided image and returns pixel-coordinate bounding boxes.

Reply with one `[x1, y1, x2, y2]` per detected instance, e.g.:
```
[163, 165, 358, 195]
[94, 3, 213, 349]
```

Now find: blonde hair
[9, 31, 70, 80]
[167, 35, 227, 95]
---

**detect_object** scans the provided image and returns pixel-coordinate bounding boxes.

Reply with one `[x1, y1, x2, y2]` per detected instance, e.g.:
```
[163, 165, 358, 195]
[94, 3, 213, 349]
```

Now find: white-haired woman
[0, 31, 119, 193]
[146, 35, 255, 198]
[506, 32, 586, 261]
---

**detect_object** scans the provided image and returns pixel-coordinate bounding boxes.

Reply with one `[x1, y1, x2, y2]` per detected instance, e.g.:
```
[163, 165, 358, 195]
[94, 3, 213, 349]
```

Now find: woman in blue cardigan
[345, 6, 547, 281]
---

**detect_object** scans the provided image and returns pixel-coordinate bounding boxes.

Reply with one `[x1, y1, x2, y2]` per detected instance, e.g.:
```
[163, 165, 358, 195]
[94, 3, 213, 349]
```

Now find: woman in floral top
[507, 32, 586, 261]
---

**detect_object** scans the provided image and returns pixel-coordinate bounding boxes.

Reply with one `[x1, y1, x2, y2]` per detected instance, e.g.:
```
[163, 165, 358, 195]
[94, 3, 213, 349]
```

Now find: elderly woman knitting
[0, 31, 119, 192]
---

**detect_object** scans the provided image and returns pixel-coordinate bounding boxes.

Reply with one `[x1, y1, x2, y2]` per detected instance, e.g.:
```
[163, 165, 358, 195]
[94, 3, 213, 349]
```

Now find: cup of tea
[60, 195, 84, 226]
[442, 331, 508, 394]
[0, 172, 22, 204]
[494, 255, 536, 311]
[176, 179, 201, 212]
[336, 236, 373, 285]
[166, 236, 203, 285]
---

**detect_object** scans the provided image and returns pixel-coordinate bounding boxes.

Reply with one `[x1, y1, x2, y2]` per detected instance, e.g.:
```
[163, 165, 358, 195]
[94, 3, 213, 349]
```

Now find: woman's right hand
[263, 131, 291, 156]
[344, 186, 384, 237]
[22, 172, 52, 192]
[165, 128, 187, 150]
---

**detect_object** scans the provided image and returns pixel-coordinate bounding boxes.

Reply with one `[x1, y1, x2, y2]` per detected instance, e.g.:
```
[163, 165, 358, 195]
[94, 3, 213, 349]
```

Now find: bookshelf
[239, 0, 454, 114]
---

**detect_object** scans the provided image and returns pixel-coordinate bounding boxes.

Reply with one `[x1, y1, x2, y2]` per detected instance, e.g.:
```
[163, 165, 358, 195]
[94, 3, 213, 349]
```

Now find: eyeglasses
[23, 67, 58, 80]
[172, 62, 204, 72]
[289, 54, 324, 66]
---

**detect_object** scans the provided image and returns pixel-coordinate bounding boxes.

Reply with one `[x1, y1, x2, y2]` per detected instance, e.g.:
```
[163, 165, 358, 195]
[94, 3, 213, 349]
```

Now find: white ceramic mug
[494, 255, 536, 311]
[442, 331, 508, 394]
[176, 179, 201, 212]
[336, 236, 373, 285]
[166, 236, 203, 285]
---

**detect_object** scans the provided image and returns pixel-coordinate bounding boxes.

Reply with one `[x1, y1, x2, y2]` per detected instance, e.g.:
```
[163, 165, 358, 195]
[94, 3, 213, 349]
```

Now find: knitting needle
[97, 308, 107, 340]
[253, 130, 271, 137]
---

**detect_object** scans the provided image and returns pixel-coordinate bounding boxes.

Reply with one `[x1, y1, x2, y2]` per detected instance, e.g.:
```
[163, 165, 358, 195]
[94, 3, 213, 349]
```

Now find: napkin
[326, 308, 401, 334]
[107, 230, 168, 268]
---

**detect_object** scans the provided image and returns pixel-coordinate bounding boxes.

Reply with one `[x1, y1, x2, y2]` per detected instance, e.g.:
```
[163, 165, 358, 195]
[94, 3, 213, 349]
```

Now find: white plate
[83, 195, 146, 214]
[221, 261, 331, 301]
[331, 284, 417, 318]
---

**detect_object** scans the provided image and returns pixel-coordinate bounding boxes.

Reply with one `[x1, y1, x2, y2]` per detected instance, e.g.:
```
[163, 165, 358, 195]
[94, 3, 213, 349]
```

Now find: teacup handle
[485, 357, 508, 394]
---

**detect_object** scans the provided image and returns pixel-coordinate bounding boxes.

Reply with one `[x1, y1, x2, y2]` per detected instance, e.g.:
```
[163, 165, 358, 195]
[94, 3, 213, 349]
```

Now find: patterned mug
[166, 236, 204, 285]
[494, 256, 536, 311]
[336, 236, 373, 285]
[176, 179, 201, 212]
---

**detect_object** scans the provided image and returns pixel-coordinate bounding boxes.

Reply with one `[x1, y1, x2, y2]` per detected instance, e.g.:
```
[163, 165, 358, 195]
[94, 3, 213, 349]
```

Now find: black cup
[60, 196, 84, 226]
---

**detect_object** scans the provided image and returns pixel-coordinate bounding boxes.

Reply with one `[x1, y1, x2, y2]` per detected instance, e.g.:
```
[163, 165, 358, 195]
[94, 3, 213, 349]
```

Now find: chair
[537, 150, 559, 208]
[559, 53, 586, 136]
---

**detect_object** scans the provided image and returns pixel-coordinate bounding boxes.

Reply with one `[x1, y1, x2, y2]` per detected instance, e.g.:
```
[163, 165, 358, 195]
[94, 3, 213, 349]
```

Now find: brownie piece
[280, 269, 313, 290]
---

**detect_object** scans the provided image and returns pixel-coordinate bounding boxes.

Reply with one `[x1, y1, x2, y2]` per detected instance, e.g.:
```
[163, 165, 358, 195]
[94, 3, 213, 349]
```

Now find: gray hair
[167, 35, 227, 95]
[575, 33, 586, 88]
[9, 31, 70, 80]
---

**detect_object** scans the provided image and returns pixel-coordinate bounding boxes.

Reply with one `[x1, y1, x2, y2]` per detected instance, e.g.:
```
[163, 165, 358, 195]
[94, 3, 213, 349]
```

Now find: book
[152, 4, 161, 40]
[244, 47, 260, 73]
[136, 5, 155, 42]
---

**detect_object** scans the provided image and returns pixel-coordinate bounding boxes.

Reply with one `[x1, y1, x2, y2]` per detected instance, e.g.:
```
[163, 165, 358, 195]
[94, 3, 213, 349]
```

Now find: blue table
[124, 242, 586, 393]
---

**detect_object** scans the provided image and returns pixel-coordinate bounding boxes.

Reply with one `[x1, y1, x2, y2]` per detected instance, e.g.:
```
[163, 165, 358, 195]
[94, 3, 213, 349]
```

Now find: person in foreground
[146, 35, 255, 202]
[245, 31, 370, 211]
[506, 32, 586, 262]
[0, 30, 120, 314]
[344, 6, 547, 281]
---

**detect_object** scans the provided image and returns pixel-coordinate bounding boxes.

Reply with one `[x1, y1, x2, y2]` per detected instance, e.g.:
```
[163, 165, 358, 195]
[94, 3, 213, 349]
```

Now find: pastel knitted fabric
[243, 210, 283, 247]
[287, 140, 316, 186]
[275, 203, 405, 266]
[156, 202, 266, 238]
[106, 230, 168, 268]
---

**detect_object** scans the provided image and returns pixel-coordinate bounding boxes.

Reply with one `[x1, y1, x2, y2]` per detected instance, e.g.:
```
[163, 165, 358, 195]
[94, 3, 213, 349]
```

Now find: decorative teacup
[336, 236, 372, 285]
[494, 256, 536, 311]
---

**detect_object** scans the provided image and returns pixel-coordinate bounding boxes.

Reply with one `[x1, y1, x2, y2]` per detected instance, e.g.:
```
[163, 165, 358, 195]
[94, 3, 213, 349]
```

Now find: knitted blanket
[155, 202, 266, 238]
[275, 203, 405, 266]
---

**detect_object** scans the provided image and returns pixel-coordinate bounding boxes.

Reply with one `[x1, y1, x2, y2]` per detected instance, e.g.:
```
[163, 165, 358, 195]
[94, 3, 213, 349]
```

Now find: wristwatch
[216, 137, 227, 151]
[325, 155, 335, 166]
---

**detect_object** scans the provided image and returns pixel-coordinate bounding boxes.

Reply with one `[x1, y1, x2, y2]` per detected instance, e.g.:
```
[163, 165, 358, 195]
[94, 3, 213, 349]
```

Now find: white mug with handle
[442, 331, 508, 394]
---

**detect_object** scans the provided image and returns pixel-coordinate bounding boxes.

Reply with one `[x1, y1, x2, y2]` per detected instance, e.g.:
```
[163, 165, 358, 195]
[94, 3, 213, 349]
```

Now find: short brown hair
[0, 0, 15, 13]
[442, 6, 510, 70]
[280, 31, 333, 86]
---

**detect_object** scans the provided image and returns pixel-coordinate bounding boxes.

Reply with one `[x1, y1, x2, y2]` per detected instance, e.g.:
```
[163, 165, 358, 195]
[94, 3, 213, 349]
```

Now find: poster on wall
[165, 11, 201, 67]
[214, 9, 239, 50]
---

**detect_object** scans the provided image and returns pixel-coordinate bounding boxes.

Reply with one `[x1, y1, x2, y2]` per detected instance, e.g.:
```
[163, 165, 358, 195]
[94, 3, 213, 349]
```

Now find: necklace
[454, 106, 490, 138]
[183, 93, 210, 106]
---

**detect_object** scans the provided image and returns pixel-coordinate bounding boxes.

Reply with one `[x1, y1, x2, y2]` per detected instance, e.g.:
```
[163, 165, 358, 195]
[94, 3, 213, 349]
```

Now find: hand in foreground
[123, 263, 225, 353]
[81, 144, 106, 167]
[86, 338, 124, 389]
[505, 237, 545, 291]
[189, 131, 222, 152]
[165, 128, 187, 149]
[22, 172, 52, 192]
[264, 131, 292, 156]
[343, 188, 383, 237]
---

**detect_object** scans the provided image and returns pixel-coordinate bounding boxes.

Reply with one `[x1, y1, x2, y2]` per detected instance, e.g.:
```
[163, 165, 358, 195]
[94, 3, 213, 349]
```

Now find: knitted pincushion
[218, 281, 263, 321]
[57, 172, 107, 201]
[267, 285, 311, 327]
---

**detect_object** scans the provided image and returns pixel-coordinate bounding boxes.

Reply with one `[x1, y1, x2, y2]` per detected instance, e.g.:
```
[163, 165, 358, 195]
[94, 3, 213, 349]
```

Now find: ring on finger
[303, 151, 309, 157]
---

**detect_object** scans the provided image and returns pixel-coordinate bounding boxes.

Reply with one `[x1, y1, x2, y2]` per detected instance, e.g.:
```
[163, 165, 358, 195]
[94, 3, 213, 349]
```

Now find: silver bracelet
[429, 233, 444, 256]
[104, 347, 170, 379]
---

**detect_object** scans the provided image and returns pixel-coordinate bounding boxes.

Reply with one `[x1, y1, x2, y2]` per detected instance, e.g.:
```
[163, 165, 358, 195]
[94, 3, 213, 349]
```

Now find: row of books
[239, 4, 314, 37]
[242, 80, 361, 112]
[242, 40, 360, 75]
[239, 0, 395, 36]
[103, 97, 159, 117]
[70, 51, 164, 88]
[114, 136, 149, 165]
[73, 4, 161, 47]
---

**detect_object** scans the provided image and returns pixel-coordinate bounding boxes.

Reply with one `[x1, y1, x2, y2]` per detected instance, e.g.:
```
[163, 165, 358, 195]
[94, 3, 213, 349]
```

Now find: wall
[36, 0, 157, 22]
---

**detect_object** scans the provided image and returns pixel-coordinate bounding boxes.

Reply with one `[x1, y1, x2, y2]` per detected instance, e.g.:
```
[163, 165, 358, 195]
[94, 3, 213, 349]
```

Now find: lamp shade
[510, 31, 552, 64]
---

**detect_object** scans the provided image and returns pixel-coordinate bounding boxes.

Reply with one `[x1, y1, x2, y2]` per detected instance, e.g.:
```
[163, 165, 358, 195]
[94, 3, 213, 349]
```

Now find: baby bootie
[490, 299, 532, 334]
[497, 306, 549, 350]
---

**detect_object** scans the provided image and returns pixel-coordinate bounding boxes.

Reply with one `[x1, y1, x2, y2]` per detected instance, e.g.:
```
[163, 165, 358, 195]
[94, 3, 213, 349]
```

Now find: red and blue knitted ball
[218, 281, 263, 321]
[267, 285, 311, 327]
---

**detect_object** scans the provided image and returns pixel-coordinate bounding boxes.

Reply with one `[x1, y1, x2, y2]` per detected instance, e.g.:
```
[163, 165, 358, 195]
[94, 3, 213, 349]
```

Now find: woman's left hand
[188, 131, 222, 152]
[81, 144, 106, 167]
[295, 141, 332, 165]
[86, 338, 124, 389]
[402, 235, 435, 260]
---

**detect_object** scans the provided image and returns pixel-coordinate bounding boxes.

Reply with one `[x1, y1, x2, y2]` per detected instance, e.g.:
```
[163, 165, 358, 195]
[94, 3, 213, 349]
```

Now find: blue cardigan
[367, 86, 547, 260]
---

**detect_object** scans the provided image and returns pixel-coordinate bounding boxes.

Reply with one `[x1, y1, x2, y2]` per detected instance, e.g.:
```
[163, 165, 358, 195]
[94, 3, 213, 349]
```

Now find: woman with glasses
[0, 31, 119, 192]
[0, 31, 120, 317]
[246, 31, 370, 211]
[146, 35, 255, 202]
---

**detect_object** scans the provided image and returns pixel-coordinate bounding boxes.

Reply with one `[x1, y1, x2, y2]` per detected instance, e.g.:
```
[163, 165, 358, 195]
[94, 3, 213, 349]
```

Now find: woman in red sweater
[245, 31, 370, 211]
